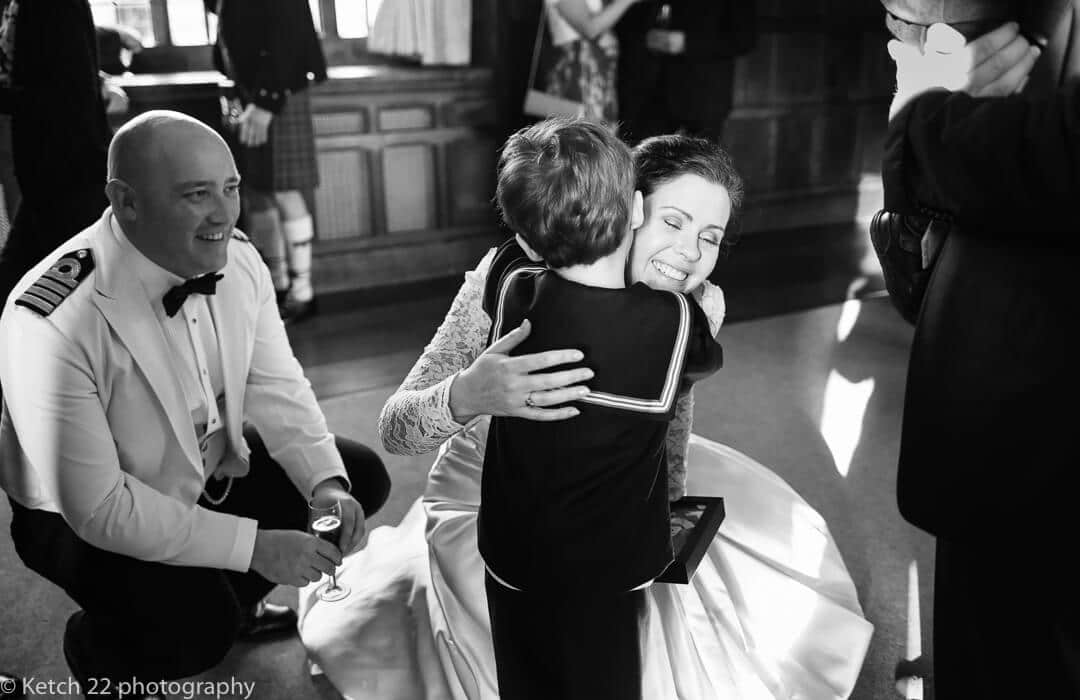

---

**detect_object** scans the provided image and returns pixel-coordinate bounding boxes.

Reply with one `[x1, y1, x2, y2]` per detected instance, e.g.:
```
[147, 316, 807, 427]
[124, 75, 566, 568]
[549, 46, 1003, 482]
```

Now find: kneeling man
[0, 111, 390, 698]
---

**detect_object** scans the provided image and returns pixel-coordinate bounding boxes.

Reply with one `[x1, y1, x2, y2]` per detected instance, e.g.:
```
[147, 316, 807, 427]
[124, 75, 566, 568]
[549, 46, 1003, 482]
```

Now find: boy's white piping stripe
[577, 291, 688, 413]
[492, 265, 546, 341]
[494, 269, 690, 415]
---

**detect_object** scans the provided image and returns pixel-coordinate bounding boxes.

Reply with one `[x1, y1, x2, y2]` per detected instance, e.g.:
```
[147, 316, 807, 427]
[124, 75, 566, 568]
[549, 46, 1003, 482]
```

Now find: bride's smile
[629, 173, 732, 294]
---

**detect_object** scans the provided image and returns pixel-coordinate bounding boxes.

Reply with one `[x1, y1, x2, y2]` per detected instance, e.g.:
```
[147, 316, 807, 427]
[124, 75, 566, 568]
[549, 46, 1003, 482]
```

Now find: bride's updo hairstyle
[632, 134, 745, 250]
[495, 116, 636, 269]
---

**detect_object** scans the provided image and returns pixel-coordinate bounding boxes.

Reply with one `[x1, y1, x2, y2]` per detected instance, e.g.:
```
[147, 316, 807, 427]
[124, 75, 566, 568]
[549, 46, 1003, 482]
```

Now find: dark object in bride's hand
[657, 496, 726, 584]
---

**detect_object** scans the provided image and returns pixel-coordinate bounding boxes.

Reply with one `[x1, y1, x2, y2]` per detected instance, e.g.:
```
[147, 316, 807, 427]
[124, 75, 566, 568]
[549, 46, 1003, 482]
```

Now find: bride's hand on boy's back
[449, 319, 594, 424]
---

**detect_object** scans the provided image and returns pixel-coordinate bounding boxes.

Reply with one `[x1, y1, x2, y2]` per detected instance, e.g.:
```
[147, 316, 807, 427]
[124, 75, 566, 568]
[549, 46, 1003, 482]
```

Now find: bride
[298, 134, 873, 699]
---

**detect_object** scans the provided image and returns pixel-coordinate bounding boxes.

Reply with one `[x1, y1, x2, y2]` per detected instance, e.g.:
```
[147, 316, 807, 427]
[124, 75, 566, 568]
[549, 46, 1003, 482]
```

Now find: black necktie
[163, 273, 224, 317]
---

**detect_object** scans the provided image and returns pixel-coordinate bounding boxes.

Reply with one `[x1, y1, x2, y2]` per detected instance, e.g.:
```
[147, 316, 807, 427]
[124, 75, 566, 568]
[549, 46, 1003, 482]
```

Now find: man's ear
[514, 234, 545, 262]
[631, 190, 644, 231]
[105, 178, 136, 222]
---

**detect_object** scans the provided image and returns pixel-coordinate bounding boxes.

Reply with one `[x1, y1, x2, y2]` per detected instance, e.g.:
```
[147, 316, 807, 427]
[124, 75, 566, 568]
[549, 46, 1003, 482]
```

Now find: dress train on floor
[298, 422, 872, 699]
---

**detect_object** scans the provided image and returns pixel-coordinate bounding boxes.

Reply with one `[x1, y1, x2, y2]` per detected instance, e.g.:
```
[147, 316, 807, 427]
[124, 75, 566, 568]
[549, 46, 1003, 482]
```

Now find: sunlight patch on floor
[899, 560, 925, 700]
[836, 298, 862, 343]
[820, 368, 875, 478]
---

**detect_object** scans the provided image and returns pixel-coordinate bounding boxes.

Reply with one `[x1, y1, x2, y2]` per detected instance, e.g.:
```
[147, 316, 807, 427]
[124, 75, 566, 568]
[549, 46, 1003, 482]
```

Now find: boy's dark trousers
[484, 573, 646, 700]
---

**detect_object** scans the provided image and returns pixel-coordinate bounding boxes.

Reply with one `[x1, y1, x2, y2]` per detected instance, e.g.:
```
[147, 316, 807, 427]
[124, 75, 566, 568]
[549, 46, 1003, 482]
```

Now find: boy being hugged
[477, 116, 724, 700]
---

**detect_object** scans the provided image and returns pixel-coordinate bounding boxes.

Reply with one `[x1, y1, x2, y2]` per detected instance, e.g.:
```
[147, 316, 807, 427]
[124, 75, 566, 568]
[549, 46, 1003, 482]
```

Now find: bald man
[0, 111, 390, 698]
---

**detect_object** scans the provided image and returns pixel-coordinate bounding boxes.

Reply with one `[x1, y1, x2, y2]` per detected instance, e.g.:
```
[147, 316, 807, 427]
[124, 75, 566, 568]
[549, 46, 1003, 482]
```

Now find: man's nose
[207, 191, 236, 225]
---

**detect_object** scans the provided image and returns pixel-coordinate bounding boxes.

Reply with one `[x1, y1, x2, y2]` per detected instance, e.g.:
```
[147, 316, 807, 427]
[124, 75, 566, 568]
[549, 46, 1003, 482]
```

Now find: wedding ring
[524, 392, 538, 408]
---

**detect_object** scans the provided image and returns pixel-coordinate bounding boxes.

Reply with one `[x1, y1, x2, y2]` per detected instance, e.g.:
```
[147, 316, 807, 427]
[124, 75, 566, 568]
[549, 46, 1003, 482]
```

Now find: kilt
[237, 88, 319, 193]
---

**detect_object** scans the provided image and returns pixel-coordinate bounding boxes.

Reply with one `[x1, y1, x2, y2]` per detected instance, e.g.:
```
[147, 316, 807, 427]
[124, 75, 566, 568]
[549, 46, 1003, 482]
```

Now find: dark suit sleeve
[882, 80, 1080, 237]
[212, 0, 296, 113]
[680, 0, 757, 60]
[231, 3, 283, 113]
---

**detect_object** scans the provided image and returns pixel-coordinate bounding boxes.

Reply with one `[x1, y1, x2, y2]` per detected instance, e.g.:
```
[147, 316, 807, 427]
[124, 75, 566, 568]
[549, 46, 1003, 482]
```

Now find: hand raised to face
[887, 21, 1042, 119]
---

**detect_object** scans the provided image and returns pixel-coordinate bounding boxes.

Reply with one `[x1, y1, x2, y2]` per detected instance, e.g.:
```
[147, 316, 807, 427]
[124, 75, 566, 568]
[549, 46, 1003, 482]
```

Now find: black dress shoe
[63, 612, 164, 700]
[237, 601, 297, 640]
[894, 655, 931, 682]
[281, 296, 318, 325]
[62, 611, 93, 698]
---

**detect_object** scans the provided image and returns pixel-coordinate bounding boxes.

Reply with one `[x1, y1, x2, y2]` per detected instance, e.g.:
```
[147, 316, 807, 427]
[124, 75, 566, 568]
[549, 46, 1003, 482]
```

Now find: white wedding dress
[297, 251, 873, 700]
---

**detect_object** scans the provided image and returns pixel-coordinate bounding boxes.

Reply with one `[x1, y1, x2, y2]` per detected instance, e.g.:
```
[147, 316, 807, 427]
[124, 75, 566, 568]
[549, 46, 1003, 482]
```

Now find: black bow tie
[163, 273, 224, 317]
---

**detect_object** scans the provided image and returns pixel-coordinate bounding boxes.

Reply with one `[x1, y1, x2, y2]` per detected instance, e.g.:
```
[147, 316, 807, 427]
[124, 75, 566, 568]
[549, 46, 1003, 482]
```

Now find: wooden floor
[0, 222, 939, 700]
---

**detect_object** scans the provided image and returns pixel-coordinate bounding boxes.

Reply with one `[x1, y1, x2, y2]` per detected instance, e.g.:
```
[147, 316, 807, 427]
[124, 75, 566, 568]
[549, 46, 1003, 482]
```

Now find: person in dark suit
[614, 0, 757, 144]
[207, 0, 328, 323]
[872, 1, 1080, 696]
[0, 0, 111, 311]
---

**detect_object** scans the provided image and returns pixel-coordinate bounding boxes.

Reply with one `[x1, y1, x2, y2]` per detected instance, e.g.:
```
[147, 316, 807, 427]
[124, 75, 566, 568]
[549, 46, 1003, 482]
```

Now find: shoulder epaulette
[14, 248, 94, 316]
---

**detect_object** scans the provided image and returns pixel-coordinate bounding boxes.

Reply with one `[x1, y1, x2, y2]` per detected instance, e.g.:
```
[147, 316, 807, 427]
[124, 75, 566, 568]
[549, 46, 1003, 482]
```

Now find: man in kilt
[207, 0, 326, 323]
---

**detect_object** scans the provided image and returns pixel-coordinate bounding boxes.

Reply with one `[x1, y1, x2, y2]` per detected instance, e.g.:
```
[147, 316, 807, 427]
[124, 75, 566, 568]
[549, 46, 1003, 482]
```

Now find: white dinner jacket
[0, 209, 346, 571]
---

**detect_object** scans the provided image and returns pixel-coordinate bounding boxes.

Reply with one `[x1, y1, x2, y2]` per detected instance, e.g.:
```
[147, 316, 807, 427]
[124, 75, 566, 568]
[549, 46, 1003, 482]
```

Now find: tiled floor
[0, 223, 937, 700]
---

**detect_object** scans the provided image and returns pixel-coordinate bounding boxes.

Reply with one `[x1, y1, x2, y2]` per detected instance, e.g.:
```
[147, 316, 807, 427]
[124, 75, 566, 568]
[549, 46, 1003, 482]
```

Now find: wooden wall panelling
[112, 65, 500, 295]
[312, 98, 373, 133]
[712, 2, 895, 234]
[315, 229, 501, 291]
[369, 140, 389, 239]
[314, 147, 375, 240]
[446, 136, 499, 227]
[378, 105, 436, 131]
[303, 68, 501, 294]
[433, 139, 451, 232]
[382, 143, 439, 233]
[441, 98, 498, 128]
[312, 111, 368, 136]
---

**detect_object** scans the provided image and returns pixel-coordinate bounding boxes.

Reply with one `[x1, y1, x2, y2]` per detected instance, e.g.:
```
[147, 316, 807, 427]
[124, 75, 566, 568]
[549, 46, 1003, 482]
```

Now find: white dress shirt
[109, 217, 229, 484]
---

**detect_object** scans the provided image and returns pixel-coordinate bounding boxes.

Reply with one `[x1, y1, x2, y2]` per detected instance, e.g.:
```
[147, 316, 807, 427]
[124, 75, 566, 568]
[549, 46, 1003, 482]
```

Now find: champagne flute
[308, 496, 351, 602]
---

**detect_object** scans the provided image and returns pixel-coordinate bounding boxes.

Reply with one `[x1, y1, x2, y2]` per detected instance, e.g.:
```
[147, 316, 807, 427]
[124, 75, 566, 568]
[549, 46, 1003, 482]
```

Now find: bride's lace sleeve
[666, 390, 694, 501]
[667, 281, 727, 501]
[377, 249, 497, 455]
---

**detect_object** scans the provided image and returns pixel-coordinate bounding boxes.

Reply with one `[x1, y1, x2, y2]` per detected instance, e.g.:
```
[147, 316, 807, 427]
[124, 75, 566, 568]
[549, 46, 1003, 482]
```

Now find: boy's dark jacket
[476, 239, 723, 592]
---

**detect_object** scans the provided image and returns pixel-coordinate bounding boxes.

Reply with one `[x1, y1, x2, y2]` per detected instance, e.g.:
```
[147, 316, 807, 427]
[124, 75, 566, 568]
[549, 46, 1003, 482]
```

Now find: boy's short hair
[495, 116, 635, 268]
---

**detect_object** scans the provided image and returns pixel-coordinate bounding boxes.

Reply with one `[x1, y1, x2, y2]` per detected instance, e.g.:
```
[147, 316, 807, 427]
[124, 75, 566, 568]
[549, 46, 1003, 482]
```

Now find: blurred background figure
[874, 1, 1080, 697]
[615, 0, 757, 144]
[95, 21, 144, 76]
[540, 0, 642, 123]
[0, 0, 123, 311]
[0, 0, 17, 243]
[368, 0, 472, 65]
[207, 0, 328, 324]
